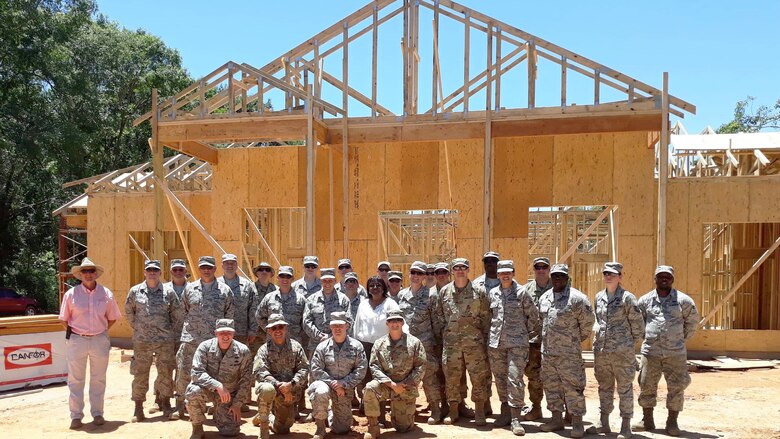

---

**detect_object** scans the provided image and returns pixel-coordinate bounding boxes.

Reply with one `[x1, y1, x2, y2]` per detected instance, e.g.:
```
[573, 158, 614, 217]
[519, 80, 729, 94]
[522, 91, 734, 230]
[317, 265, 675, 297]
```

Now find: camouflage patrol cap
[265, 313, 288, 329]
[603, 262, 623, 275]
[434, 262, 450, 272]
[198, 256, 216, 267]
[337, 258, 352, 268]
[144, 260, 161, 270]
[253, 261, 274, 274]
[550, 263, 569, 276]
[221, 253, 238, 262]
[170, 259, 187, 269]
[278, 266, 294, 277]
[533, 257, 550, 267]
[377, 261, 391, 269]
[385, 309, 406, 323]
[497, 260, 515, 273]
[655, 265, 674, 277]
[426, 263, 436, 273]
[344, 272, 358, 282]
[482, 251, 500, 261]
[452, 258, 469, 268]
[215, 319, 235, 332]
[303, 255, 320, 267]
[388, 271, 402, 280]
[320, 268, 336, 280]
[410, 261, 427, 273]
[329, 311, 350, 325]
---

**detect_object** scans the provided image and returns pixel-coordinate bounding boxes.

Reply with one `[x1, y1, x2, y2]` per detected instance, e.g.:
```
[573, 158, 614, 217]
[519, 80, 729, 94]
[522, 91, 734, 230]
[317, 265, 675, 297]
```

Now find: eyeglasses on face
[278, 274, 293, 279]
[434, 270, 448, 275]
[338, 265, 351, 270]
[389, 279, 401, 283]
[269, 325, 286, 331]
[81, 269, 97, 274]
[257, 267, 273, 273]
[534, 265, 549, 270]
[304, 264, 317, 269]
[345, 279, 358, 284]
[452, 266, 467, 271]
[145, 268, 161, 272]
[378, 268, 390, 272]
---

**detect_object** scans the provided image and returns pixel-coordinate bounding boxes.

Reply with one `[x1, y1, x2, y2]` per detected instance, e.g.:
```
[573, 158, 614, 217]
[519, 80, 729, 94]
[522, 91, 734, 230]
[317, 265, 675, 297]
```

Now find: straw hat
[71, 257, 104, 280]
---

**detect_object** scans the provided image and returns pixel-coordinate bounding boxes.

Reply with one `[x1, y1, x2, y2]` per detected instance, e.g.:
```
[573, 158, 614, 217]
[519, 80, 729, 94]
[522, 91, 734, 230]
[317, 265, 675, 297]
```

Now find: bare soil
[1, 348, 779, 439]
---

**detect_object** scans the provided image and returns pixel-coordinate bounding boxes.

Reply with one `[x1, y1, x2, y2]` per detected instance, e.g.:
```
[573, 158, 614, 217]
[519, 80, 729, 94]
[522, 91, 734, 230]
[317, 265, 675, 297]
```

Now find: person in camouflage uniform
[253, 262, 278, 343]
[342, 271, 363, 335]
[397, 260, 444, 424]
[363, 309, 426, 439]
[125, 259, 183, 422]
[185, 319, 252, 439]
[473, 251, 500, 417]
[487, 260, 541, 435]
[175, 256, 234, 418]
[434, 257, 491, 426]
[292, 255, 322, 299]
[303, 268, 351, 357]
[308, 311, 367, 439]
[522, 256, 552, 421]
[587, 262, 644, 439]
[633, 265, 699, 437]
[253, 314, 309, 439]
[376, 261, 392, 288]
[335, 258, 368, 298]
[538, 263, 595, 438]
[387, 271, 403, 302]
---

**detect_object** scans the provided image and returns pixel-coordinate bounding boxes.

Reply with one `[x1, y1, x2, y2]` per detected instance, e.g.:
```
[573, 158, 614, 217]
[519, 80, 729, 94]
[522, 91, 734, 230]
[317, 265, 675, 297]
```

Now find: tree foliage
[717, 96, 780, 133]
[0, 0, 191, 311]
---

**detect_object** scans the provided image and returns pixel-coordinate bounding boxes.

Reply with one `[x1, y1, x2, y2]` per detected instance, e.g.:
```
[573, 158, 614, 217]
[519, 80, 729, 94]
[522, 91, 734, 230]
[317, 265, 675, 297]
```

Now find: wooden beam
[158, 116, 324, 144]
[371, 3, 378, 118]
[243, 209, 281, 267]
[128, 234, 150, 261]
[162, 141, 219, 164]
[306, 85, 315, 254]
[164, 192, 196, 271]
[657, 72, 669, 264]
[527, 40, 536, 108]
[151, 89, 165, 261]
[484, 23, 493, 252]
[700, 233, 780, 327]
[558, 206, 615, 263]
[342, 20, 350, 256]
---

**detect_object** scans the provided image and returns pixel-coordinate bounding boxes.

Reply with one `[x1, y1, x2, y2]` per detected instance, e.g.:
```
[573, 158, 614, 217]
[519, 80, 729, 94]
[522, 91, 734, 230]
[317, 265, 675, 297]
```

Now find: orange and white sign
[0, 331, 67, 391]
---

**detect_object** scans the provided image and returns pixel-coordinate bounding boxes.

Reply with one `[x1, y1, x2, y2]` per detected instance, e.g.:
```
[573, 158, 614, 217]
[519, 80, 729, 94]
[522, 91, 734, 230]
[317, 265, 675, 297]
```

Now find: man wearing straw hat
[59, 257, 122, 430]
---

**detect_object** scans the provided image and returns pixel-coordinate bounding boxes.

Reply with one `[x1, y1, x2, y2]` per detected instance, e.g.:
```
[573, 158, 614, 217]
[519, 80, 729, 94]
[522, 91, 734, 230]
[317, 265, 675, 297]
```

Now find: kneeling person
[185, 319, 252, 439]
[308, 311, 367, 439]
[363, 309, 425, 439]
[253, 314, 309, 439]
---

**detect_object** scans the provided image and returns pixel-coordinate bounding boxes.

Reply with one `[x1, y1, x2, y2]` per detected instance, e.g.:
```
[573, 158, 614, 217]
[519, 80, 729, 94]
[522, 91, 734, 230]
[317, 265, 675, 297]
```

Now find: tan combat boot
[444, 402, 459, 425]
[312, 419, 327, 439]
[587, 412, 611, 434]
[458, 400, 475, 418]
[427, 402, 442, 425]
[364, 416, 381, 439]
[540, 411, 565, 432]
[570, 415, 585, 438]
[475, 402, 487, 426]
[189, 423, 205, 439]
[522, 403, 542, 421]
[148, 394, 161, 414]
[510, 407, 525, 436]
[632, 407, 654, 431]
[484, 399, 493, 416]
[258, 421, 270, 439]
[666, 410, 680, 436]
[617, 416, 632, 439]
[494, 402, 511, 427]
[131, 401, 145, 423]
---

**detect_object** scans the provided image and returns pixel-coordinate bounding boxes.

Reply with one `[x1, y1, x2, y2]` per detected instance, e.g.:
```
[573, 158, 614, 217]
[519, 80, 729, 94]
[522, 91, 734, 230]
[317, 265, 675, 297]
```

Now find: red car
[0, 287, 38, 316]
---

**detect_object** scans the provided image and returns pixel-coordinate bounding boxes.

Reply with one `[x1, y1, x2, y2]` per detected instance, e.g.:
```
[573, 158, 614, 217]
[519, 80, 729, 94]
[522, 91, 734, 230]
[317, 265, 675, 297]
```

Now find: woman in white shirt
[353, 275, 401, 415]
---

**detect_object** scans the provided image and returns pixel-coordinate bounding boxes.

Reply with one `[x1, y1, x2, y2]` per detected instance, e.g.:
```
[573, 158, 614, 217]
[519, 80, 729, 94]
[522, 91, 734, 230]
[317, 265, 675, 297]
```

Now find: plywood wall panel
[665, 180, 690, 288]
[617, 235, 656, 296]
[492, 237, 529, 274]
[347, 143, 385, 240]
[688, 179, 750, 223]
[212, 149, 249, 241]
[493, 136, 554, 239]
[246, 146, 300, 208]
[613, 132, 655, 236]
[552, 133, 614, 206]
[747, 178, 780, 223]
[399, 141, 439, 210]
[440, 139, 484, 239]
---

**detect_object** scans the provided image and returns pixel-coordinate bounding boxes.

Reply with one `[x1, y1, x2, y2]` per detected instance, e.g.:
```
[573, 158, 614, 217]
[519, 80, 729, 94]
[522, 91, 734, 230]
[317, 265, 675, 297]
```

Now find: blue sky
[97, 0, 779, 133]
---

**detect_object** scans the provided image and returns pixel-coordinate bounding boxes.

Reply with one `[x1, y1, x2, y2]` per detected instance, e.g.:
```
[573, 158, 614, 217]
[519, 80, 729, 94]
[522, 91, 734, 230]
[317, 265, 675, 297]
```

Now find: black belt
[73, 332, 97, 337]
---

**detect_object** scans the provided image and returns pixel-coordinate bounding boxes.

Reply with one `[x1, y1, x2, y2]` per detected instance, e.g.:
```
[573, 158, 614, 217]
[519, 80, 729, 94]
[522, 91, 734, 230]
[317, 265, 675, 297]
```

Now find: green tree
[717, 96, 780, 133]
[0, 0, 191, 311]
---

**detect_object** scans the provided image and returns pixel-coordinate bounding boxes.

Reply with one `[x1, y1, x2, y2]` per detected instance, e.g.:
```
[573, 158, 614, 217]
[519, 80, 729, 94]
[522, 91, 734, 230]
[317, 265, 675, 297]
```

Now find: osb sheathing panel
[314, 146, 345, 242]
[617, 235, 656, 295]
[246, 146, 300, 208]
[397, 141, 439, 210]
[493, 136, 554, 238]
[439, 139, 484, 239]
[492, 237, 528, 279]
[347, 143, 385, 240]
[746, 177, 780, 222]
[613, 132, 655, 236]
[688, 330, 780, 353]
[665, 180, 690, 293]
[688, 179, 751, 223]
[187, 193, 215, 258]
[212, 148, 249, 241]
[86, 196, 122, 336]
[552, 133, 614, 206]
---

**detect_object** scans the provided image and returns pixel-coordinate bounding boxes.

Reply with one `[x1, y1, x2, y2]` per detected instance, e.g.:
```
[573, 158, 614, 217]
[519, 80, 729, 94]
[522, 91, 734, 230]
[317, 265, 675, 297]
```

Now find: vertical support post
[227, 63, 235, 115]
[306, 85, 315, 254]
[494, 27, 501, 111]
[328, 146, 335, 266]
[463, 12, 470, 113]
[410, 0, 419, 114]
[151, 88, 165, 261]
[342, 21, 350, 256]
[371, 5, 378, 119]
[527, 40, 536, 109]
[314, 40, 322, 117]
[431, 1, 439, 116]
[483, 25, 493, 253]
[258, 78, 264, 115]
[594, 69, 600, 105]
[402, 0, 410, 115]
[560, 55, 567, 109]
[199, 78, 206, 117]
[609, 208, 617, 261]
[657, 72, 669, 264]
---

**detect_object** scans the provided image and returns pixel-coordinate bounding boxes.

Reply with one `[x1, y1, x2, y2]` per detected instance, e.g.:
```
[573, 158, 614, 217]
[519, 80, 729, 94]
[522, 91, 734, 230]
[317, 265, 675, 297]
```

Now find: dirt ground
[1, 348, 779, 439]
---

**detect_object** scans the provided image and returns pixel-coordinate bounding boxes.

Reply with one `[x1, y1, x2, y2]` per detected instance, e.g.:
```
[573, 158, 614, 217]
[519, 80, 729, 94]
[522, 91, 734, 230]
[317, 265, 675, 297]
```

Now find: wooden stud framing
[527, 40, 536, 109]
[483, 24, 493, 252]
[657, 72, 669, 264]
[342, 20, 350, 256]
[151, 89, 165, 261]
[306, 84, 315, 254]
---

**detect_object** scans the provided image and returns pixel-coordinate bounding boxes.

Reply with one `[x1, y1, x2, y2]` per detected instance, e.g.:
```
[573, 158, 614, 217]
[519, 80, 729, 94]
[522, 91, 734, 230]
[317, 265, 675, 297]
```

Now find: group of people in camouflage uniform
[123, 250, 699, 439]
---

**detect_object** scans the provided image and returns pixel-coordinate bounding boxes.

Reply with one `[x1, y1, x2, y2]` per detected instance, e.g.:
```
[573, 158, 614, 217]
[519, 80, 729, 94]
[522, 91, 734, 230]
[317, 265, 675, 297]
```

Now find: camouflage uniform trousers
[151, 341, 180, 401]
[307, 380, 353, 434]
[488, 346, 529, 408]
[442, 343, 488, 403]
[130, 342, 176, 401]
[594, 351, 637, 417]
[541, 354, 586, 416]
[524, 343, 543, 406]
[436, 344, 468, 401]
[175, 342, 198, 397]
[185, 384, 242, 436]
[363, 380, 416, 432]
[637, 354, 691, 412]
[420, 341, 443, 404]
[256, 382, 301, 433]
[236, 335, 263, 404]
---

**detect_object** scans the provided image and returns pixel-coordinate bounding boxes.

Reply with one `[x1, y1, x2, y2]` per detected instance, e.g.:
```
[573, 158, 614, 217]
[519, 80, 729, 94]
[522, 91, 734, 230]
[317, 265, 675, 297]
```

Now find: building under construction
[54, 0, 780, 354]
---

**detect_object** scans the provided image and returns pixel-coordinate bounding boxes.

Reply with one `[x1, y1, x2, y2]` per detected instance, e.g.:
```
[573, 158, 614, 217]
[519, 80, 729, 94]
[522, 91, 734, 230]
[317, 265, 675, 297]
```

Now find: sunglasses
[338, 265, 352, 270]
[256, 267, 273, 273]
[80, 269, 97, 274]
[426, 272, 435, 276]
[269, 325, 286, 331]
[534, 265, 549, 270]
[410, 271, 425, 276]
[452, 266, 467, 271]
[345, 279, 358, 284]
[551, 273, 568, 278]
[199, 265, 215, 270]
[378, 268, 390, 272]
[368, 284, 383, 289]
[434, 270, 449, 275]
[172, 267, 186, 272]
[304, 264, 317, 269]
[278, 274, 293, 279]
[603, 272, 619, 277]
[389, 279, 401, 283]
[145, 268, 161, 272]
